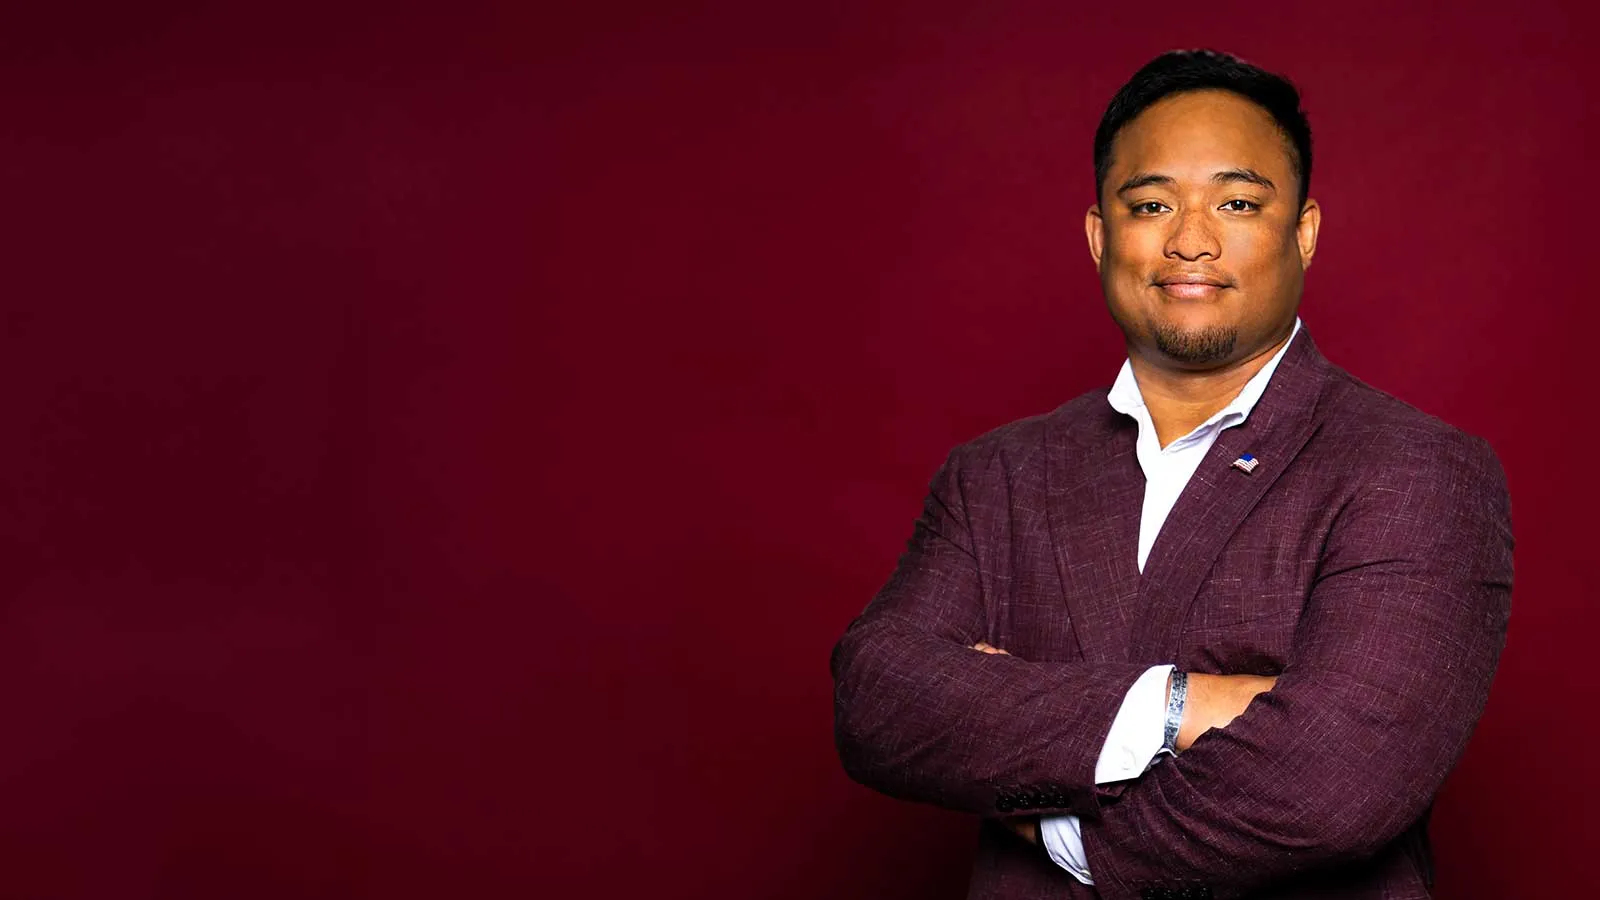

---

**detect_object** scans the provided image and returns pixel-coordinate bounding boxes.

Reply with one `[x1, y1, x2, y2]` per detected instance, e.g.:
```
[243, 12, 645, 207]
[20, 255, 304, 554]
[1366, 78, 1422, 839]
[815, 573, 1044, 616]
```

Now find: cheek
[1107, 225, 1165, 263]
[1103, 230, 1163, 292]
[1102, 257, 1149, 303]
[1226, 236, 1305, 318]
[1225, 225, 1297, 273]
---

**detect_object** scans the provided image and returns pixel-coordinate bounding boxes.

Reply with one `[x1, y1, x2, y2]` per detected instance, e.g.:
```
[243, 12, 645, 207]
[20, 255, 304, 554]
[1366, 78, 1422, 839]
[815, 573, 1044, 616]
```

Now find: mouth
[1153, 274, 1230, 300]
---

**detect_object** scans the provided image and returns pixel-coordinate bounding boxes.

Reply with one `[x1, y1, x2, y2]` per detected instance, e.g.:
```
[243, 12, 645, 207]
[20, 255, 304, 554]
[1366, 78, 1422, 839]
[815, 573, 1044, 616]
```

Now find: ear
[1296, 198, 1321, 270]
[1085, 205, 1105, 273]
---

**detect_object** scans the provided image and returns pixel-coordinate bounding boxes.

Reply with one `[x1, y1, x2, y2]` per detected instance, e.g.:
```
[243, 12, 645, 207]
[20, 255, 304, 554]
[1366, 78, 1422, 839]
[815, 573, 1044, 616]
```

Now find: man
[830, 49, 1511, 900]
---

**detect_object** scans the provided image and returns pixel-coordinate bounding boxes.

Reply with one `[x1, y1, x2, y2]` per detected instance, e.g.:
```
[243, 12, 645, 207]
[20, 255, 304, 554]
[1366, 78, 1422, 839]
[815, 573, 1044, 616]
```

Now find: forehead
[1109, 89, 1296, 183]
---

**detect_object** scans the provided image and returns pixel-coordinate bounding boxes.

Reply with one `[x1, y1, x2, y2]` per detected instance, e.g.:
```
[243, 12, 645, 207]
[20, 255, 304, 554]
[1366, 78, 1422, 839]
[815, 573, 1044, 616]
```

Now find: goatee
[1150, 322, 1237, 365]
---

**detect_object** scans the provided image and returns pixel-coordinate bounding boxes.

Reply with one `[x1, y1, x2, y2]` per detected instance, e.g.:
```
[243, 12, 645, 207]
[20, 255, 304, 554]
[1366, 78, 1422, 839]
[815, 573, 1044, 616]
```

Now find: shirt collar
[1107, 317, 1302, 431]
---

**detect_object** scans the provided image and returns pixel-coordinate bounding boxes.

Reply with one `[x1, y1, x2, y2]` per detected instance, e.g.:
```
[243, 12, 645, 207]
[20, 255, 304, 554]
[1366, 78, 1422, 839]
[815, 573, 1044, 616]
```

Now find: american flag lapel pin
[1231, 453, 1259, 474]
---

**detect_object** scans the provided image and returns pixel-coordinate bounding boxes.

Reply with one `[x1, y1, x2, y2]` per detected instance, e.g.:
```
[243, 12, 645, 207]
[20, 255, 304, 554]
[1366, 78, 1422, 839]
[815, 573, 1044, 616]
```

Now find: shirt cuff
[1093, 663, 1175, 783]
[1040, 815, 1093, 884]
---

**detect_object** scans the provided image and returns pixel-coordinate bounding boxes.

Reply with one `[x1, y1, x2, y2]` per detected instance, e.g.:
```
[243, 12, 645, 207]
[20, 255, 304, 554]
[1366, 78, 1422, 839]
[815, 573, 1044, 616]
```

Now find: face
[1086, 89, 1319, 370]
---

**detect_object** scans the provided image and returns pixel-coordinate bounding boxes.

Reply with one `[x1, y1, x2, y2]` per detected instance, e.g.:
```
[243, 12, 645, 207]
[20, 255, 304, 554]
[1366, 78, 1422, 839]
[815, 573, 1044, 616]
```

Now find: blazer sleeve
[831, 446, 1152, 820]
[1078, 432, 1514, 900]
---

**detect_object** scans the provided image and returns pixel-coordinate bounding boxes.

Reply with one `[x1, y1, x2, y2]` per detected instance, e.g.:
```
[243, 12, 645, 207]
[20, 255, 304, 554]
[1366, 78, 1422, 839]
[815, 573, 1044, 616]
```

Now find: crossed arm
[969, 640, 1274, 850]
[831, 435, 1511, 899]
[831, 451, 1154, 820]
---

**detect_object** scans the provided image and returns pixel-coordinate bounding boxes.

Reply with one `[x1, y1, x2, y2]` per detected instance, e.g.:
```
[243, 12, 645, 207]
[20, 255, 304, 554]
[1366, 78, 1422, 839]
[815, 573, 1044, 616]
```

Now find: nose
[1164, 206, 1220, 261]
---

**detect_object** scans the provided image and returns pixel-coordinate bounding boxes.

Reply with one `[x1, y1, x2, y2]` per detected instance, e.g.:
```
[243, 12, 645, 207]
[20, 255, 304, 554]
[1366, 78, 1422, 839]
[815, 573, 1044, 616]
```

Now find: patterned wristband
[1162, 670, 1188, 753]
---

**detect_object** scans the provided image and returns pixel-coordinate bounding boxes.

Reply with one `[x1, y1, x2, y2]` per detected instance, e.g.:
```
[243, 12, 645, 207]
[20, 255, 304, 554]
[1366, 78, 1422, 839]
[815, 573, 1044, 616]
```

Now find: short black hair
[1094, 49, 1313, 207]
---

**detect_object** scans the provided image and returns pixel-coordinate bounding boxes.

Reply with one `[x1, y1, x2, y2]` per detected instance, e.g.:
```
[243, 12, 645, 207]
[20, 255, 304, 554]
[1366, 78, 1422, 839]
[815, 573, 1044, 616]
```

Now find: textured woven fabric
[831, 329, 1513, 900]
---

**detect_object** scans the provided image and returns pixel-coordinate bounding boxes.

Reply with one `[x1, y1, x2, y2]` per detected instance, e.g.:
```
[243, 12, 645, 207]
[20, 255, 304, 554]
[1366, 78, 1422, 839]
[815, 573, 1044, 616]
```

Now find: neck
[1128, 328, 1295, 448]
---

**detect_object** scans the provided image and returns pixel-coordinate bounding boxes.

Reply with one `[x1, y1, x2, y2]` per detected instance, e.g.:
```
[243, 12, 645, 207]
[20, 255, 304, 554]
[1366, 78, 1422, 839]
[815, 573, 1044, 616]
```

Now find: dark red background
[0, 2, 1590, 897]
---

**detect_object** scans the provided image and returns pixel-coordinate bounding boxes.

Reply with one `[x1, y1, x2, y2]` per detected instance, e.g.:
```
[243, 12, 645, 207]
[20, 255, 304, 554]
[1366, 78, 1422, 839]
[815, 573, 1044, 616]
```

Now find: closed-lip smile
[1154, 271, 1231, 299]
[1154, 271, 1229, 287]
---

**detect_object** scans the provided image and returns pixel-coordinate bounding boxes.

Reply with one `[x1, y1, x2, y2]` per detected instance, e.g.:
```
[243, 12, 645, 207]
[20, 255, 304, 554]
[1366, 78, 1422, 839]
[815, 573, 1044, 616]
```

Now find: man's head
[1086, 50, 1320, 371]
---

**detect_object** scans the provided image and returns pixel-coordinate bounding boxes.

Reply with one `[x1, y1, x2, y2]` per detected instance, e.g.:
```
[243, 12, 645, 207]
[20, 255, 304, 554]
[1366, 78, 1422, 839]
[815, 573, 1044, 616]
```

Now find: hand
[995, 814, 1039, 845]
[974, 646, 1271, 755]
[1173, 672, 1278, 752]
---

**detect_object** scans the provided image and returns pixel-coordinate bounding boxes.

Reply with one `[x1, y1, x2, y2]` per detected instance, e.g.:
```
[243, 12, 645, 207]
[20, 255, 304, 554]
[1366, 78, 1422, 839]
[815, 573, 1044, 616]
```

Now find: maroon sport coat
[831, 329, 1513, 900]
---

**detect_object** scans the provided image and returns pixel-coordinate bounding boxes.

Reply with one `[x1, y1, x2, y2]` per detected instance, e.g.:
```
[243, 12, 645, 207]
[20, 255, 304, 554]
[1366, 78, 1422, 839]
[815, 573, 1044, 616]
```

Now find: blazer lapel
[1127, 330, 1332, 663]
[1044, 404, 1144, 664]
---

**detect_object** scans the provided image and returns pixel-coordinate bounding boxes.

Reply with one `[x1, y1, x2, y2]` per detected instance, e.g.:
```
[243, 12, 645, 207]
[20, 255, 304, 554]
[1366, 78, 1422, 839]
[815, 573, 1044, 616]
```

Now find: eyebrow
[1213, 168, 1277, 192]
[1115, 168, 1278, 196]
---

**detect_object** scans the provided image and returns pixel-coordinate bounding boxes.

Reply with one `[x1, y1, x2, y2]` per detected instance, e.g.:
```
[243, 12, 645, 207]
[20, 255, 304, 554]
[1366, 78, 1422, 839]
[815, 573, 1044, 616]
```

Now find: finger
[994, 816, 1037, 845]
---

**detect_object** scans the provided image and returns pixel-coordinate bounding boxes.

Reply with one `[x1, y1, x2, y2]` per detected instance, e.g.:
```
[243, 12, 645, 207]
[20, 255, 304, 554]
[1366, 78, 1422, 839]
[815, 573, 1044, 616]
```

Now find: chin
[1149, 318, 1240, 366]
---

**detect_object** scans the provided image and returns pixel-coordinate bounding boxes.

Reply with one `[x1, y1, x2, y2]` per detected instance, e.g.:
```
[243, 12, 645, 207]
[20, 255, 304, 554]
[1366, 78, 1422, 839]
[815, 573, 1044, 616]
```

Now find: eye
[1130, 201, 1169, 216]
[1220, 199, 1259, 212]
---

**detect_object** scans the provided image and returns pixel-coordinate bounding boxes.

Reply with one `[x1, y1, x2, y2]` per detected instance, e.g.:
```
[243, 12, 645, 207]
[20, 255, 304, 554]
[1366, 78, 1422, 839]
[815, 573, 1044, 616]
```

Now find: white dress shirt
[1039, 319, 1302, 884]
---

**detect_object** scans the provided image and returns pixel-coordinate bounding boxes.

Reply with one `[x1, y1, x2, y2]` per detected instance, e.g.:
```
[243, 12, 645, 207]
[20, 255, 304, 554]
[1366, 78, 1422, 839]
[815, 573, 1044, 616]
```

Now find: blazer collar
[1043, 401, 1143, 663]
[1127, 326, 1332, 661]
[1042, 326, 1333, 664]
